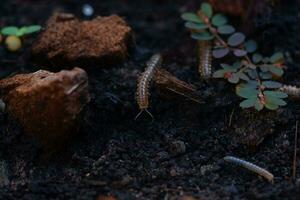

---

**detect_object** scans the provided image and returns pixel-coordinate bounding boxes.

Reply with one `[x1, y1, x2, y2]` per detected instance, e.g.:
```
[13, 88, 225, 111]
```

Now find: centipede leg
[134, 109, 154, 121]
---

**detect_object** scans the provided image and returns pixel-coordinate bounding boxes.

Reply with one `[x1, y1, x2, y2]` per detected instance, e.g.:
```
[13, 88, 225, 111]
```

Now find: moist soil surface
[1, 0, 300, 199]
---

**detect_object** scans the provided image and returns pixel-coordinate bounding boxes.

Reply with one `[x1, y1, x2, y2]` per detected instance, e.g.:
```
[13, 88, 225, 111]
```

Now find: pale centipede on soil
[198, 40, 212, 79]
[135, 54, 162, 120]
[280, 85, 300, 97]
[224, 156, 274, 183]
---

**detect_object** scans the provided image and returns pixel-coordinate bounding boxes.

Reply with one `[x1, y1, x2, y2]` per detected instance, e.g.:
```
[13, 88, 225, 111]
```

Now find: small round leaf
[263, 91, 288, 98]
[201, 3, 213, 18]
[181, 13, 202, 23]
[233, 49, 247, 57]
[262, 81, 282, 89]
[268, 66, 284, 76]
[252, 53, 263, 63]
[270, 52, 284, 63]
[244, 40, 257, 53]
[212, 14, 227, 27]
[24, 25, 42, 34]
[228, 32, 246, 47]
[212, 48, 230, 58]
[217, 25, 235, 34]
[240, 98, 256, 108]
[1, 26, 19, 36]
[191, 32, 214, 41]
[184, 22, 207, 30]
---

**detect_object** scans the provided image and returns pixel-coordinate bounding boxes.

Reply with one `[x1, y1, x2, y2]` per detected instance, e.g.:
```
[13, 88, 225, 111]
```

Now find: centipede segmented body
[280, 85, 300, 97]
[224, 156, 274, 183]
[135, 54, 162, 120]
[198, 41, 212, 80]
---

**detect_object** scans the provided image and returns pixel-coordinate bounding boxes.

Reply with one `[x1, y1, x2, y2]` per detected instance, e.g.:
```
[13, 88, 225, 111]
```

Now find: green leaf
[264, 91, 288, 98]
[191, 32, 214, 41]
[185, 22, 207, 30]
[232, 62, 242, 69]
[259, 65, 269, 72]
[270, 52, 284, 63]
[213, 69, 226, 78]
[181, 12, 203, 23]
[260, 72, 273, 79]
[23, 25, 41, 34]
[233, 49, 247, 57]
[246, 69, 258, 79]
[244, 40, 257, 53]
[254, 100, 264, 111]
[239, 72, 249, 81]
[266, 97, 287, 106]
[252, 53, 263, 63]
[201, 3, 213, 18]
[1, 26, 19, 36]
[212, 14, 227, 26]
[240, 98, 256, 108]
[221, 63, 238, 72]
[236, 85, 258, 98]
[212, 48, 229, 58]
[268, 66, 284, 76]
[217, 25, 235, 34]
[262, 81, 282, 89]
[228, 73, 239, 83]
[227, 32, 245, 47]
[16, 27, 27, 37]
[265, 102, 279, 110]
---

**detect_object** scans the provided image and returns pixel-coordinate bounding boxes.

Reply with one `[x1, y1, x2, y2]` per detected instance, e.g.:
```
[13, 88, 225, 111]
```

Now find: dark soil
[1, 0, 300, 199]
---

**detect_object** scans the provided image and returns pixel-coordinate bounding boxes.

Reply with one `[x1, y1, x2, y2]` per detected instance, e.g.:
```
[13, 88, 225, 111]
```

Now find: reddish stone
[31, 13, 133, 68]
[0, 67, 90, 148]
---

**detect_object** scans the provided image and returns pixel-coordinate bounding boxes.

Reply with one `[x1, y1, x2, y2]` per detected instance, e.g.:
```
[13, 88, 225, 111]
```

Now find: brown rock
[0, 67, 90, 148]
[32, 13, 133, 68]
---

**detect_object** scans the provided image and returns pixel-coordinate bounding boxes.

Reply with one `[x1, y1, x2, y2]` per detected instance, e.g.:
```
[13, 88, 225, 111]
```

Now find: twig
[293, 120, 298, 182]
[228, 108, 235, 127]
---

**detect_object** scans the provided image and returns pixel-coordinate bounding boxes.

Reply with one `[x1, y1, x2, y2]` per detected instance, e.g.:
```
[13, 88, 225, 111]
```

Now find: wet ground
[1, 0, 300, 199]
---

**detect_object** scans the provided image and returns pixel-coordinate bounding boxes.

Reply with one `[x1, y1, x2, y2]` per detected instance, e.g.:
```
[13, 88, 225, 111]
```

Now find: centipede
[279, 85, 300, 97]
[198, 41, 212, 80]
[154, 68, 203, 104]
[224, 156, 274, 183]
[135, 53, 162, 120]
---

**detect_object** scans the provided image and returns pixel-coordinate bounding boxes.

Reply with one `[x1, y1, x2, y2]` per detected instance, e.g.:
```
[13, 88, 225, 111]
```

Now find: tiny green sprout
[182, 2, 288, 111]
[1, 25, 41, 37]
[0, 25, 41, 52]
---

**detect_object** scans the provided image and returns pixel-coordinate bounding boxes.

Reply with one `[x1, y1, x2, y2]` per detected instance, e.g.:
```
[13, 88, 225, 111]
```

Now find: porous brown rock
[31, 13, 133, 68]
[0, 67, 90, 148]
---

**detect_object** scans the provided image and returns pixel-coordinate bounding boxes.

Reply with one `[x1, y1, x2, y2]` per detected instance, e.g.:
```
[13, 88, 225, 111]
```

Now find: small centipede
[198, 40, 212, 79]
[224, 156, 274, 183]
[279, 85, 300, 97]
[135, 54, 162, 120]
[154, 68, 203, 104]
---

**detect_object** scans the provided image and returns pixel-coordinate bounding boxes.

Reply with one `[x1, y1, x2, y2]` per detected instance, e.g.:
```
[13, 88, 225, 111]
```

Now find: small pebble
[82, 4, 94, 17]
[5, 36, 22, 52]
[0, 99, 5, 112]
[169, 140, 186, 155]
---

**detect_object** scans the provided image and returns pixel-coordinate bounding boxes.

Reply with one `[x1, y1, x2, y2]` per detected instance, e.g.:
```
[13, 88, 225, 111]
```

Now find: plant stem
[197, 10, 263, 93]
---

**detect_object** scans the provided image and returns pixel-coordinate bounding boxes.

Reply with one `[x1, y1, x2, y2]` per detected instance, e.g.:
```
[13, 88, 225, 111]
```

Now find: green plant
[0, 25, 41, 52]
[1, 25, 41, 37]
[181, 2, 287, 111]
